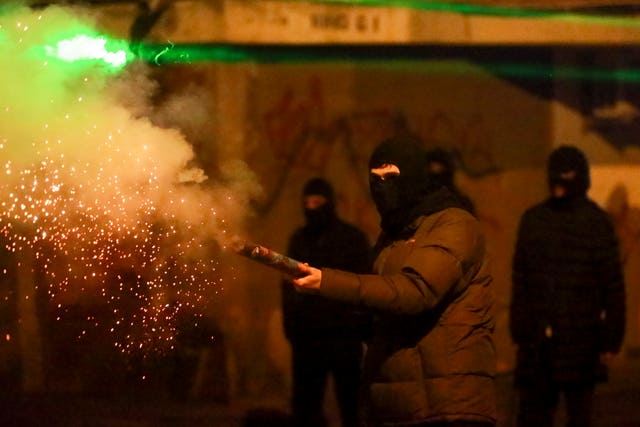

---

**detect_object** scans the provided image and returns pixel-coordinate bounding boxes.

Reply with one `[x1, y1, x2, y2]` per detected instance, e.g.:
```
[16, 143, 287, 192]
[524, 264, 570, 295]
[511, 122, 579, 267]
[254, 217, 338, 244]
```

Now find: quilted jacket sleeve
[318, 209, 485, 315]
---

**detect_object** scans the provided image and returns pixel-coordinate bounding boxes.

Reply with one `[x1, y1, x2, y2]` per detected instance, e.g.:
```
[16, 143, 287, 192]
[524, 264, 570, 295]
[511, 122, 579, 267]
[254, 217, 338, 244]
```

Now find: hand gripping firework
[231, 238, 306, 278]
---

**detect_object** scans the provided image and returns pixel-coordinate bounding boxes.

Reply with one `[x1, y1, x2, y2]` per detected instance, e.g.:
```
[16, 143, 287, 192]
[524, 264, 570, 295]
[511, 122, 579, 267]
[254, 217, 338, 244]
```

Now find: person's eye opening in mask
[304, 194, 328, 210]
[370, 163, 400, 181]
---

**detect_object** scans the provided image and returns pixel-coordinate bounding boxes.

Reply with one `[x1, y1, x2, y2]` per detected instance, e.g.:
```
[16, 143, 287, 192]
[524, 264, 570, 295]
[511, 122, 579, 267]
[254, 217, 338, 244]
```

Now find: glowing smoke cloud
[45, 34, 130, 68]
[0, 6, 257, 354]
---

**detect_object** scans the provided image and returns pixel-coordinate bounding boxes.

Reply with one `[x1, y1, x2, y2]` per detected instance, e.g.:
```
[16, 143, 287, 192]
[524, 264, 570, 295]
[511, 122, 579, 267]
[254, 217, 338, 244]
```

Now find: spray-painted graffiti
[251, 77, 500, 215]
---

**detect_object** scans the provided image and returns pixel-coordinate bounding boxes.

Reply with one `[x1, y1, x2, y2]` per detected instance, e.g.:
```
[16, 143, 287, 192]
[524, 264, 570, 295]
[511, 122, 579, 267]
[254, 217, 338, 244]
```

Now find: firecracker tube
[231, 238, 306, 277]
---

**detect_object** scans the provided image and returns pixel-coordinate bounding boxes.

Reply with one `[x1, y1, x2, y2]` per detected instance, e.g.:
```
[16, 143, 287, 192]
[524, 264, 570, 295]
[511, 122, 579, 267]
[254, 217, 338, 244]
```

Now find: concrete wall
[9, 0, 640, 404]
[159, 57, 640, 399]
[87, 1, 640, 45]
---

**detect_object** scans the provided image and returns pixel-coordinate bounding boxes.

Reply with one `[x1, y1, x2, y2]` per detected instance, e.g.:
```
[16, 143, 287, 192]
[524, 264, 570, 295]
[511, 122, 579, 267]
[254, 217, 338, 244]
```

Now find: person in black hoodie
[281, 177, 372, 427]
[510, 145, 626, 427]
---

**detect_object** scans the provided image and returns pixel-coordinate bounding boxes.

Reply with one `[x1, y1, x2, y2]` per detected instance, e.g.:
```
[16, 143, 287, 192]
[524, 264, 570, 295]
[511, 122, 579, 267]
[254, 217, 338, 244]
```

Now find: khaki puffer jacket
[319, 207, 496, 426]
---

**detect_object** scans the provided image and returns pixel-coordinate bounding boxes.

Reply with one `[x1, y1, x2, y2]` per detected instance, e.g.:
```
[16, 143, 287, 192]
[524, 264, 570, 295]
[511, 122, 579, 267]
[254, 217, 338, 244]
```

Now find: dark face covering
[369, 173, 401, 218]
[302, 178, 337, 231]
[425, 148, 455, 191]
[304, 202, 334, 229]
[547, 145, 590, 200]
[369, 137, 431, 235]
[369, 138, 472, 238]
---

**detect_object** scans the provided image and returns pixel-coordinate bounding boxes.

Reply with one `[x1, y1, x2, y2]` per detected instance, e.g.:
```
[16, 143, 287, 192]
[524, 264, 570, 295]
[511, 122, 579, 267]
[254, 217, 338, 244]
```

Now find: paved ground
[1, 354, 639, 427]
[495, 354, 640, 427]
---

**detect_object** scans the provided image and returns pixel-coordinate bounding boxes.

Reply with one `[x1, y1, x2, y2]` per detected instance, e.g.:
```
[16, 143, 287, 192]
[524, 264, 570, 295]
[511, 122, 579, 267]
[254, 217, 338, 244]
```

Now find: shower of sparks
[0, 141, 228, 354]
[0, 7, 240, 356]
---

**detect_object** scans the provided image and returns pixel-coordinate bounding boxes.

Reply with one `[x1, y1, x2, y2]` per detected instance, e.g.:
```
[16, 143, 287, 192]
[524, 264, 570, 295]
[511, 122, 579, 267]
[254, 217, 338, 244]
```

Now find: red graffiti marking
[254, 78, 499, 214]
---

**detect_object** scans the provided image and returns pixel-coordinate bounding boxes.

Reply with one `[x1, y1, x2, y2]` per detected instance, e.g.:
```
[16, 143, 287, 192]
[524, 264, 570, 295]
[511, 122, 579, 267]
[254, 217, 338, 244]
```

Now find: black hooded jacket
[281, 181, 372, 342]
[368, 137, 474, 242]
[510, 146, 626, 385]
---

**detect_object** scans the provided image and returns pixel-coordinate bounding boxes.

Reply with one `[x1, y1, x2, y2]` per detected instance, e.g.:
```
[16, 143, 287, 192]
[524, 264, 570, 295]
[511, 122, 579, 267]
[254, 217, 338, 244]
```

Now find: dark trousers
[290, 337, 363, 427]
[516, 383, 595, 427]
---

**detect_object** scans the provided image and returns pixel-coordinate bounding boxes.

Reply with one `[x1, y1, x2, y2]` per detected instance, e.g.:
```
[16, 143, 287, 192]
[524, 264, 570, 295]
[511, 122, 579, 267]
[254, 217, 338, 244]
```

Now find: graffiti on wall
[250, 77, 500, 215]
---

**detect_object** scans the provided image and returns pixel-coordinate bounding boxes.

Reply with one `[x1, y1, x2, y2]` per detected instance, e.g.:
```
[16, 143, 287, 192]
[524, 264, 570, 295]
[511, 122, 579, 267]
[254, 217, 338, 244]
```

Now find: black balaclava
[369, 136, 430, 235]
[302, 177, 336, 230]
[425, 148, 455, 192]
[547, 145, 590, 200]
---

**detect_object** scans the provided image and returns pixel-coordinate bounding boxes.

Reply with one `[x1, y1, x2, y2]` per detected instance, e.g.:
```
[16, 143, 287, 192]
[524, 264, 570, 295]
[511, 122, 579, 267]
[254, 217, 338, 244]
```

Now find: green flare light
[45, 34, 133, 69]
[36, 36, 640, 84]
[134, 43, 640, 83]
[24, 0, 640, 83]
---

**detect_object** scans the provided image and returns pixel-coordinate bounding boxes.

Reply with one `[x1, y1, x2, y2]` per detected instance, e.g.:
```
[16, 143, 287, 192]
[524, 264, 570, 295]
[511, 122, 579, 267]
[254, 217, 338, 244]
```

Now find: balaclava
[302, 177, 336, 229]
[425, 148, 455, 192]
[547, 145, 590, 199]
[368, 136, 430, 234]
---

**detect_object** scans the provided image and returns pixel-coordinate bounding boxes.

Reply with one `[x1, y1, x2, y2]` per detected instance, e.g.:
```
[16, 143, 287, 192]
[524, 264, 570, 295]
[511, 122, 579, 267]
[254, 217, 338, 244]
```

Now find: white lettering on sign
[225, 1, 409, 42]
[310, 13, 381, 33]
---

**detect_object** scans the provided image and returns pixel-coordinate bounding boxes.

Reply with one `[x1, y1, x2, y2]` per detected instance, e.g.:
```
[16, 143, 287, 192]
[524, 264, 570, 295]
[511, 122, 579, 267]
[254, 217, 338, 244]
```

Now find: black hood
[303, 177, 336, 207]
[302, 177, 337, 230]
[425, 148, 455, 192]
[369, 137, 467, 237]
[368, 136, 430, 213]
[547, 145, 590, 200]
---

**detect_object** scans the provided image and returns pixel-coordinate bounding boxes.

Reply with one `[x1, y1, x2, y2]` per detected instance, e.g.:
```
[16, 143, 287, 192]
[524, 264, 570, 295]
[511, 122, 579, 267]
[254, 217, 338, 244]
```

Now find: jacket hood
[425, 147, 455, 191]
[369, 137, 469, 237]
[302, 177, 337, 230]
[547, 145, 590, 199]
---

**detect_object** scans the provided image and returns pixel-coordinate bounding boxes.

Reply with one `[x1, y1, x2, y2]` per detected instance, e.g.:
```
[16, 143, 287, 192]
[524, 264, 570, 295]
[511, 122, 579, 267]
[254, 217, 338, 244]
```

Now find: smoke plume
[0, 5, 260, 353]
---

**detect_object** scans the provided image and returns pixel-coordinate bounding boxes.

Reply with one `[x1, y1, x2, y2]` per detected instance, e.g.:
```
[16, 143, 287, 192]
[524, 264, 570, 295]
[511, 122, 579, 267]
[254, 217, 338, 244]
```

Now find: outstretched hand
[292, 263, 322, 291]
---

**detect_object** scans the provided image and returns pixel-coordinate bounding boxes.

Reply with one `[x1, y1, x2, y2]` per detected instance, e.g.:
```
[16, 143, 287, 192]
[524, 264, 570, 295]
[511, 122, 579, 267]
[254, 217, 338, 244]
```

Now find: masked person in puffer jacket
[291, 136, 497, 427]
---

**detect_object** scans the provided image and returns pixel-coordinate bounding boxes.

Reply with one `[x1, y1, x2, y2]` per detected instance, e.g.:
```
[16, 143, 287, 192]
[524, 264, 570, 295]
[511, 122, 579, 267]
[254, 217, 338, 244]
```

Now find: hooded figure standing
[282, 178, 372, 427]
[510, 145, 626, 427]
[292, 137, 497, 427]
[424, 148, 475, 216]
